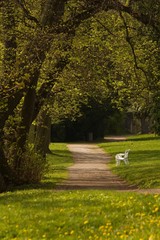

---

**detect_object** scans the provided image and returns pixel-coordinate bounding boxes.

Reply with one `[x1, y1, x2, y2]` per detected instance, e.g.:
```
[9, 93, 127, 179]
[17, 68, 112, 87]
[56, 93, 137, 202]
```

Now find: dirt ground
[56, 142, 160, 194]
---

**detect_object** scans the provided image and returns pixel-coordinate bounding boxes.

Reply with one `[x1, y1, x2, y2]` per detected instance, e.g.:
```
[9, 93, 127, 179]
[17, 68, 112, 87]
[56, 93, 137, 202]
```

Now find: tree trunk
[141, 115, 149, 134]
[0, 0, 67, 187]
[34, 109, 51, 157]
[13, 84, 37, 177]
[10, 0, 67, 180]
[0, 144, 15, 188]
[0, 0, 18, 186]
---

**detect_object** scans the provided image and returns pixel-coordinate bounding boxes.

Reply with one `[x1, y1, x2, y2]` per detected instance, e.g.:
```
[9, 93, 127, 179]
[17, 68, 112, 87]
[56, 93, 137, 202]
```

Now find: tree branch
[32, 57, 69, 121]
[119, 11, 150, 87]
[110, 0, 160, 36]
[14, 0, 40, 26]
[95, 18, 117, 36]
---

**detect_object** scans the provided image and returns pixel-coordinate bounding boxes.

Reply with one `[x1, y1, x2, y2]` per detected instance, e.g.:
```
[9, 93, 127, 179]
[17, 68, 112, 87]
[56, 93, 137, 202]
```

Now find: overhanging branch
[119, 11, 150, 87]
[14, 0, 40, 26]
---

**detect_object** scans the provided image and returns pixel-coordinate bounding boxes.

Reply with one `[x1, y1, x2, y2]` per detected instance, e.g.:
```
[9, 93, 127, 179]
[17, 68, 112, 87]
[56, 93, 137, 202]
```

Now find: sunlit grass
[99, 134, 160, 188]
[42, 143, 73, 187]
[0, 139, 160, 239]
[0, 190, 160, 239]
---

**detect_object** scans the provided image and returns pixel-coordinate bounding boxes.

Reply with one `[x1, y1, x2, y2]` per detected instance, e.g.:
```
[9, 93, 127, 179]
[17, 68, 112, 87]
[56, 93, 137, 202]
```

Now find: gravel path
[55, 143, 160, 194]
[56, 143, 137, 191]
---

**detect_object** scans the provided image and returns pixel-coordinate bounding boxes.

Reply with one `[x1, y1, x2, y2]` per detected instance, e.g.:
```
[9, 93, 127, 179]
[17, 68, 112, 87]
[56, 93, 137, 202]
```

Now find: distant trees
[51, 6, 159, 138]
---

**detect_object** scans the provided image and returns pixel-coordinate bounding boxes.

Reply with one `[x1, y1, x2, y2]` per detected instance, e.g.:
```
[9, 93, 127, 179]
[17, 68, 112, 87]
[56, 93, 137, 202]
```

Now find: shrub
[17, 144, 48, 183]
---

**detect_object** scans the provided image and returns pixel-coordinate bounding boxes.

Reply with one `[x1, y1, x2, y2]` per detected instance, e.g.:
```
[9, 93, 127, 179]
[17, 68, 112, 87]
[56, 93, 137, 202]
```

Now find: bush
[3, 116, 48, 184]
[17, 144, 48, 183]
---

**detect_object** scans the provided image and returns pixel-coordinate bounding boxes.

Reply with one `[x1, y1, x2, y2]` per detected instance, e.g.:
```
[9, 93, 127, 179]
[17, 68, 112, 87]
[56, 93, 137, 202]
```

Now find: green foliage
[19, 144, 47, 183]
[51, 9, 159, 137]
[3, 115, 47, 183]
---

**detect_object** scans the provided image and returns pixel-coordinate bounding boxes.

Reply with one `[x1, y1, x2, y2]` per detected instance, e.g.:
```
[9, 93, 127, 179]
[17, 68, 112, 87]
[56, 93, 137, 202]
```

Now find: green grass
[0, 189, 160, 239]
[42, 143, 73, 188]
[0, 139, 160, 240]
[99, 134, 160, 188]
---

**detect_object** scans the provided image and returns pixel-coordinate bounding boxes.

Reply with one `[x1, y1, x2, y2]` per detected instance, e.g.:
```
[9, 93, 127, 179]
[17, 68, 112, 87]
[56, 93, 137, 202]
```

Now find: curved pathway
[56, 143, 137, 191]
[55, 143, 160, 193]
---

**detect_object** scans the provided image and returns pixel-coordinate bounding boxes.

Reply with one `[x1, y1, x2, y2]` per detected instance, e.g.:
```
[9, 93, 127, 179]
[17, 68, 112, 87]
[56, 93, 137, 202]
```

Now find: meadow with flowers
[0, 135, 160, 240]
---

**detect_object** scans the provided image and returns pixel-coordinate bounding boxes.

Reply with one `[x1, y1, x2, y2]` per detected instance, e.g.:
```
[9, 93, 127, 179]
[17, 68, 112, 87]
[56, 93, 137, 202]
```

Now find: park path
[55, 142, 160, 194]
[56, 143, 136, 191]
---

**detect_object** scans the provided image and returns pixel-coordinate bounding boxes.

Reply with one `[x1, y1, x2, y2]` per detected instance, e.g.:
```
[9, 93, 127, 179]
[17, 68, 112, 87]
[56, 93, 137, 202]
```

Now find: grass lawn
[99, 134, 160, 189]
[0, 137, 160, 240]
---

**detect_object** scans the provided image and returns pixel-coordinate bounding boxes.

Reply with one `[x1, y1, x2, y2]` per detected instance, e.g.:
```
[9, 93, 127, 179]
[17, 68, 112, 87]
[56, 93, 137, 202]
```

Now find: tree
[0, 0, 105, 188]
[54, 8, 159, 136]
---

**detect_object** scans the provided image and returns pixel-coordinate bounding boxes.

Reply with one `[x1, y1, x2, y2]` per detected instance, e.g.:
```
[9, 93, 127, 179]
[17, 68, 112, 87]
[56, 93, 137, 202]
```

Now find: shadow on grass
[8, 180, 63, 192]
[97, 134, 160, 143]
[131, 150, 160, 161]
[126, 135, 160, 142]
[49, 149, 71, 157]
[0, 189, 116, 211]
